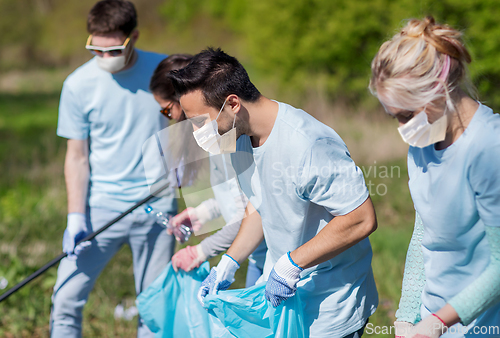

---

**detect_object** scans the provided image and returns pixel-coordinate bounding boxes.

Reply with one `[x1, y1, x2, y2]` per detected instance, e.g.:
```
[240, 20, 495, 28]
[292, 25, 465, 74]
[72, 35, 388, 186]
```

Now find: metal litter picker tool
[0, 182, 171, 303]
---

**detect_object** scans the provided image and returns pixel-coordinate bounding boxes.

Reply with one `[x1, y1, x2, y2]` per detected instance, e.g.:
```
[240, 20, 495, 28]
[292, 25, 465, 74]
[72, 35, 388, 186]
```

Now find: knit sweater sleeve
[395, 212, 426, 324]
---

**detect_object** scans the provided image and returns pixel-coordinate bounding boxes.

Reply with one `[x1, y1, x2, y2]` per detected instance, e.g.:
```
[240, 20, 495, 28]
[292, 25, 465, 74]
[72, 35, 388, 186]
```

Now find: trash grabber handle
[0, 182, 170, 303]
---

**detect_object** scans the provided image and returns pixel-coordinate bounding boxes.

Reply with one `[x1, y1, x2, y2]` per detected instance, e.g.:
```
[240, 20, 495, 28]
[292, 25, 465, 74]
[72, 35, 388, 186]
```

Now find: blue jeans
[245, 259, 263, 288]
[50, 207, 175, 338]
[343, 319, 368, 338]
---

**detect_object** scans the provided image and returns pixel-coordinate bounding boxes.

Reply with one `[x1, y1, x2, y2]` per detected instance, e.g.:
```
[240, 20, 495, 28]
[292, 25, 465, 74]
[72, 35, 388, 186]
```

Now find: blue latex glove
[197, 253, 240, 305]
[265, 251, 303, 307]
[62, 213, 92, 260]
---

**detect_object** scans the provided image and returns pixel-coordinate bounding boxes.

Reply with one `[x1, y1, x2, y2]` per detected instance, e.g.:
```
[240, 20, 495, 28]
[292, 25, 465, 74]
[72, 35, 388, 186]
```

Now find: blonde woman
[370, 17, 500, 338]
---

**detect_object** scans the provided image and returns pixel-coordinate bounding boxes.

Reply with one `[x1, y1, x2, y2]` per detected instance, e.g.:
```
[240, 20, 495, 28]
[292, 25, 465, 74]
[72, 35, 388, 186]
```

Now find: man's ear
[130, 29, 140, 44]
[227, 94, 241, 114]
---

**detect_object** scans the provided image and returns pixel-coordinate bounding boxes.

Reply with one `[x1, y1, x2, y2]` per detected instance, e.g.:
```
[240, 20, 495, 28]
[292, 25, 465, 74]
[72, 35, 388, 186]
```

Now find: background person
[149, 54, 267, 287]
[50, 1, 176, 337]
[370, 16, 500, 338]
[168, 48, 379, 337]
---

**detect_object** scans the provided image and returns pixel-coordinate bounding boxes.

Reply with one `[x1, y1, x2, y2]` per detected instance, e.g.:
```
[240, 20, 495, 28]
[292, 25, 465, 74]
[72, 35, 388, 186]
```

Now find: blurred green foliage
[0, 0, 167, 70]
[0, 0, 496, 335]
[0, 92, 413, 337]
[159, 0, 500, 109]
[0, 92, 244, 336]
[2, 0, 500, 109]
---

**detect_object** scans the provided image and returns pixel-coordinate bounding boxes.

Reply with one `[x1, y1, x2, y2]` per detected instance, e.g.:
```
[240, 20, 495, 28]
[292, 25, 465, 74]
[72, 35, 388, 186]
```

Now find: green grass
[0, 92, 240, 337]
[0, 92, 415, 337]
[362, 158, 415, 337]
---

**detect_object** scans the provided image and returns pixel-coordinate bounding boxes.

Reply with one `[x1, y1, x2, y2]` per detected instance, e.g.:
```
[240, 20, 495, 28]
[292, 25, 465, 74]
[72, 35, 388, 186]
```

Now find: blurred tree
[0, 0, 41, 69]
[1, 0, 500, 110]
[0, 0, 168, 70]
[238, 0, 500, 108]
[239, 0, 393, 103]
[421, 0, 500, 109]
[158, 0, 500, 109]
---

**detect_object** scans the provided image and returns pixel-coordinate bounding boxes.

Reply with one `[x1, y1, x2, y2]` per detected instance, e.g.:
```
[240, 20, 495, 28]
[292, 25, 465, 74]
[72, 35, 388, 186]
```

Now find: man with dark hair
[168, 47, 379, 337]
[51, 1, 176, 336]
[169, 48, 261, 110]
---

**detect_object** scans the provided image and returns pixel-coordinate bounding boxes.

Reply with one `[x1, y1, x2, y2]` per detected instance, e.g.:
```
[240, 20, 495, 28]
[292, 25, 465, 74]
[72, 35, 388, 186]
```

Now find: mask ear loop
[231, 109, 236, 129]
[124, 45, 134, 65]
[215, 97, 236, 130]
[436, 54, 451, 119]
[215, 98, 228, 121]
[122, 35, 135, 65]
[438, 54, 451, 84]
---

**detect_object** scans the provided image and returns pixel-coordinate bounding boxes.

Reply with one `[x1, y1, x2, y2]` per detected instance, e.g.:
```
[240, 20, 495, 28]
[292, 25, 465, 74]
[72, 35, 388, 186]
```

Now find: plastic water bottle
[0, 277, 7, 290]
[144, 205, 192, 243]
[114, 304, 138, 321]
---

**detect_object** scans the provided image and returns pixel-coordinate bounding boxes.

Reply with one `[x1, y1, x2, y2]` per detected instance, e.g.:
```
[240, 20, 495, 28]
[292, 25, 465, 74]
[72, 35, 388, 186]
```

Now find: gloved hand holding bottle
[197, 253, 240, 305]
[170, 199, 219, 236]
[170, 207, 203, 235]
[145, 205, 192, 243]
[62, 213, 92, 260]
[265, 251, 303, 307]
[171, 244, 207, 272]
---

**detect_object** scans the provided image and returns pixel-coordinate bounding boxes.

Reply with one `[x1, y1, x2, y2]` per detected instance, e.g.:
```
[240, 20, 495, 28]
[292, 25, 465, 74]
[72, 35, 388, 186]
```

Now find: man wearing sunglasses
[51, 1, 176, 337]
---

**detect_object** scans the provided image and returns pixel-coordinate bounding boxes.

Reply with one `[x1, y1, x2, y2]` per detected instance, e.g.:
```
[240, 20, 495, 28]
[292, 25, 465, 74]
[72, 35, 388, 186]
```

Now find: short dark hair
[150, 54, 193, 101]
[167, 48, 261, 109]
[87, 0, 137, 36]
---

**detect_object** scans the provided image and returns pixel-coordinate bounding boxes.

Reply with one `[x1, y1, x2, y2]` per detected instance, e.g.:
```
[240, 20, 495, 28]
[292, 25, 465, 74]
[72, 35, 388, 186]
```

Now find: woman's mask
[397, 55, 451, 148]
[398, 109, 448, 148]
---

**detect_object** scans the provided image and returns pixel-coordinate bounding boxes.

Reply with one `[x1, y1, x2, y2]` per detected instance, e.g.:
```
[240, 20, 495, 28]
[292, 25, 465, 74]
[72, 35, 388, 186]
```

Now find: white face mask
[192, 99, 237, 155]
[192, 119, 221, 154]
[96, 47, 133, 73]
[398, 109, 448, 148]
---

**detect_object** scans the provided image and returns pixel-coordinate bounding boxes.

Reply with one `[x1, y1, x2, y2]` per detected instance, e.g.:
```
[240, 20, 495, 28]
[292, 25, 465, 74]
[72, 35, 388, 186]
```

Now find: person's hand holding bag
[171, 245, 207, 272]
[197, 253, 240, 305]
[265, 251, 303, 307]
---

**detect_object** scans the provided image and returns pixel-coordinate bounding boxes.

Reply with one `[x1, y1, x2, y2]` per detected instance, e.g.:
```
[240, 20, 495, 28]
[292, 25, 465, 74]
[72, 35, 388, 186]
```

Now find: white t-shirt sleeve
[57, 80, 89, 140]
[469, 142, 500, 228]
[296, 137, 369, 216]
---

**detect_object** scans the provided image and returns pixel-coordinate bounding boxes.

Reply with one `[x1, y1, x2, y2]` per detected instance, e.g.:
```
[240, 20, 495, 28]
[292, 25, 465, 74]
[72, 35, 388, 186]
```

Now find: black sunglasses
[160, 102, 175, 120]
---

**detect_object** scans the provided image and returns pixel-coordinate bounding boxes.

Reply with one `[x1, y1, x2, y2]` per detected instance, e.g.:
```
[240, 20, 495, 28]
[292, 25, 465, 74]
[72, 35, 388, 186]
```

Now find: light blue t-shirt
[408, 103, 500, 334]
[57, 50, 177, 213]
[231, 101, 378, 337]
[209, 153, 245, 223]
[210, 153, 267, 269]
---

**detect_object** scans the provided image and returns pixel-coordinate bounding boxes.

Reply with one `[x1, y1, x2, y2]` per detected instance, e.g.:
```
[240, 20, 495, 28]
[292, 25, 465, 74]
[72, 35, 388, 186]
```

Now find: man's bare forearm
[65, 139, 90, 214]
[291, 197, 377, 269]
[226, 201, 264, 265]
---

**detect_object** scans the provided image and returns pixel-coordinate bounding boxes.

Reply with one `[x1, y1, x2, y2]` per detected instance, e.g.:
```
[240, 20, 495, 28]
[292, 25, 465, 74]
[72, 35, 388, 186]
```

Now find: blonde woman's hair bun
[402, 16, 435, 38]
[370, 16, 476, 113]
[403, 16, 470, 62]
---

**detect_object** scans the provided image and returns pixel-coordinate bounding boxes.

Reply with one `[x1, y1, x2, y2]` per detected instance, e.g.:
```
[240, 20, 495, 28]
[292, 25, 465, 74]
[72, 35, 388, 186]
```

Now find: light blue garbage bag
[136, 261, 212, 338]
[203, 282, 306, 338]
